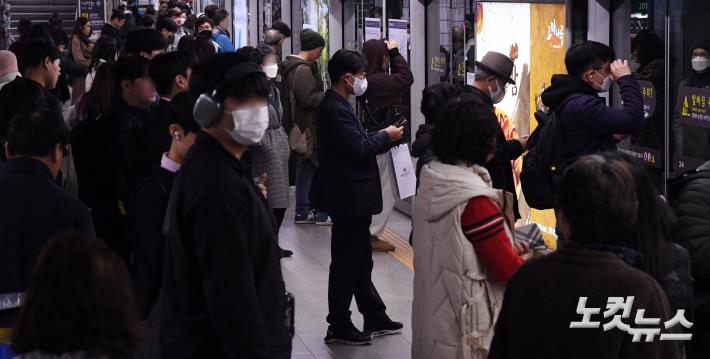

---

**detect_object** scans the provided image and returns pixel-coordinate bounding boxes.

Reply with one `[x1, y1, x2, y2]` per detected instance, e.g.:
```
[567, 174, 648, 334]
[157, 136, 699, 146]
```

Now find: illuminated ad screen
[474, 1, 566, 248]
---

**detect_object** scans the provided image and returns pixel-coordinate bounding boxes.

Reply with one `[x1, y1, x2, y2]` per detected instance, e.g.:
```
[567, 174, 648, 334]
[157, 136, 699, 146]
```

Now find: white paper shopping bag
[389, 144, 416, 199]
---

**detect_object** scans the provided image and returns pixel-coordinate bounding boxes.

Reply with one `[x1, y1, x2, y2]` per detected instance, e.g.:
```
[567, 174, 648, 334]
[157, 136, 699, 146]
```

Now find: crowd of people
[0, 2, 709, 358]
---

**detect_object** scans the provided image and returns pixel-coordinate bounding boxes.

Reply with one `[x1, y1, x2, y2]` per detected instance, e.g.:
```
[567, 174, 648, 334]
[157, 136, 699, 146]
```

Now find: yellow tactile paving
[380, 228, 414, 272]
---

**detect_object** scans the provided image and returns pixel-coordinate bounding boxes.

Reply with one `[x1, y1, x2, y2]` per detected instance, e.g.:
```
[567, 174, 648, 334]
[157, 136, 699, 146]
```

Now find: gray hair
[474, 66, 495, 81]
[264, 29, 283, 46]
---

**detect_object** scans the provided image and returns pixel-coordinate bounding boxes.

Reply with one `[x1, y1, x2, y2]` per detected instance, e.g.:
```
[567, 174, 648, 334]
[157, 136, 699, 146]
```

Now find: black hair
[421, 83, 462, 125]
[30, 24, 51, 41]
[79, 62, 114, 118]
[194, 16, 214, 33]
[203, 5, 218, 20]
[166, 91, 200, 134]
[433, 95, 499, 166]
[271, 21, 291, 38]
[114, 55, 150, 93]
[565, 41, 616, 78]
[600, 152, 673, 281]
[124, 29, 166, 55]
[215, 68, 271, 103]
[189, 53, 248, 96]
[149, 51, 193, 97]
[167, 9, 182, 18]
[18, 19, 33, 38]
[559, 154, 638, 245]
[90, 36, 118, 70]
[156, 16, 178, 33]
[213, 9, 229, 24]
[183, 14, 197, 31]
[177, 35, 215, 65]
[6, 110, 69, 158]
[110, 9, 125, 21]
[327, 49, 367, 84]
[141, 14, 156, 28]
[631, 30, 664, 69]
[11, 232, 144, 359]
[72, 17, 90, 37]
[23, 39, 61, 69]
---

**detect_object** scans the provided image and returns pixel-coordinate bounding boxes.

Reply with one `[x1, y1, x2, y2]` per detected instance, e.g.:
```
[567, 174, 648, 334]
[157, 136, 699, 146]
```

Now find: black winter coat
[93, 98, 152, 261]
[158, 131, 290, 358]
[100, 23, 123, 50]
[134, 165, 176, 319]
[463, 86, 524, 219]
[315, 90, 390, 216]
[0, 158, 94, 326]
[670, 162, 710, 283]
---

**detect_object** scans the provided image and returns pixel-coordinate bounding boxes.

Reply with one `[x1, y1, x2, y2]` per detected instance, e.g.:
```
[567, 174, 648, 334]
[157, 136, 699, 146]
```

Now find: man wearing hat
[280, 29, 330, 225]
[464, 49, 527, 220]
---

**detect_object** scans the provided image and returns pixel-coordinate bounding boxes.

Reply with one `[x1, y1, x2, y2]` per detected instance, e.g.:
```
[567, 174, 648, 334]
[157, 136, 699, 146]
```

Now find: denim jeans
[295, 156, 318, 216]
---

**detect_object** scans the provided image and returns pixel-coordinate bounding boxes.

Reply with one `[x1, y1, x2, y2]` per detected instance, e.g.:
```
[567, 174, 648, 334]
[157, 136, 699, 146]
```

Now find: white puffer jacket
[412, 160, 514, 359]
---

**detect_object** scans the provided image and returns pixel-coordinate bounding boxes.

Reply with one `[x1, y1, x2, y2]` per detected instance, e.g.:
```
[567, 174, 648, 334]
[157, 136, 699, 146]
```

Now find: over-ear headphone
[192, 62, 266, 129]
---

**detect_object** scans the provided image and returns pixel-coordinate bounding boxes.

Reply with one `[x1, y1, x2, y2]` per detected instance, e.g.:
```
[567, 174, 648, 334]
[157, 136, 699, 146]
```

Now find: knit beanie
[300, 29, 325, 51]
[691, 39, 710, 54]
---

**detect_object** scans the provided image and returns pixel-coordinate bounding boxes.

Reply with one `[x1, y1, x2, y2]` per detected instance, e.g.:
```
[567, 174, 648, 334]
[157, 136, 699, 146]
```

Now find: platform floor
[279, 193, 414, 359]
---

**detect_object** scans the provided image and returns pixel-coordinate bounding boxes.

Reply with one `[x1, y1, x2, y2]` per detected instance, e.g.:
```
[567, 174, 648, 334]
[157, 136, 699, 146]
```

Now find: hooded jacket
[278, 55, 324, 133]
[412, 160, 513, 359]
[541, 74, 645, 164]
[361, 41, 413, 128]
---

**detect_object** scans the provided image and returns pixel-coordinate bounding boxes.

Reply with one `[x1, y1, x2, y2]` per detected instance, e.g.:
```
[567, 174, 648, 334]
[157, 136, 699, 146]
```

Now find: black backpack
[521, 94, 581, 210]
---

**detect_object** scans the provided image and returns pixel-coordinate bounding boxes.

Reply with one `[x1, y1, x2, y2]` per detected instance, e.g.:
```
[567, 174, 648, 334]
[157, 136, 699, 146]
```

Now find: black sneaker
[324, 323, 373, 346]
[364, 315, 404, 337]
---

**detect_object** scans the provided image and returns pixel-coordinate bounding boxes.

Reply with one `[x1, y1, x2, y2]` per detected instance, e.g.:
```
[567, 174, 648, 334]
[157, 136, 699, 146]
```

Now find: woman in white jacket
[412, 95, 531, 359]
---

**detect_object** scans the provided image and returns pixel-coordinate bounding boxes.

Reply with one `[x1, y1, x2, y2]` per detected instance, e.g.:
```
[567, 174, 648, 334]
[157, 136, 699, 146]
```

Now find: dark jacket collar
[1, 157, 53, 180]
[195, 131, 249, 174]
[325, 89, 353, 108]
[463, 85, 494, 108]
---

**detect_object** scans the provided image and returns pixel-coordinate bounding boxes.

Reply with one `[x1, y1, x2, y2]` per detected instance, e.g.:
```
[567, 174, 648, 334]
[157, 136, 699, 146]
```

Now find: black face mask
[166, 35, 175, 46]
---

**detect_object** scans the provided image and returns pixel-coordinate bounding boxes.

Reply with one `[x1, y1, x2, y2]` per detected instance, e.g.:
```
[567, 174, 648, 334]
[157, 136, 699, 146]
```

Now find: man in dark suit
[0, 110, 94, 327]
[316, 49, 404, 346]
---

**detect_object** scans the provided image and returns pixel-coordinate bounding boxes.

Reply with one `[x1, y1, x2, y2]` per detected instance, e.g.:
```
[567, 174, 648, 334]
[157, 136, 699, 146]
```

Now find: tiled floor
[279, 196, 414, 359]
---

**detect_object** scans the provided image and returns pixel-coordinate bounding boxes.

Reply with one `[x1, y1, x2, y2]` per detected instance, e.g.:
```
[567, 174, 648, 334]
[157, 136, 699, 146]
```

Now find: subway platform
[279, 193, 414, 359]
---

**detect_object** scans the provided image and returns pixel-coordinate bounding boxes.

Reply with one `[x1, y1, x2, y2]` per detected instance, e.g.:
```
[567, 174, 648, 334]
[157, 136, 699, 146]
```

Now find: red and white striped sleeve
[461, 196, 524, 283]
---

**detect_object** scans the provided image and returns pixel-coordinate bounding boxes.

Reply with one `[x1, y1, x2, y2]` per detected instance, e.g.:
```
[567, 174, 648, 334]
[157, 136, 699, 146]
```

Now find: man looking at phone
[316, 49, 404, 346]
[465, 48, 528, 220]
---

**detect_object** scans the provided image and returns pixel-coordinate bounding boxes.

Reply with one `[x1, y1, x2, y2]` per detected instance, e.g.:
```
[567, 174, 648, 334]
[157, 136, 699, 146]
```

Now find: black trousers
[327, 214, 386, 327]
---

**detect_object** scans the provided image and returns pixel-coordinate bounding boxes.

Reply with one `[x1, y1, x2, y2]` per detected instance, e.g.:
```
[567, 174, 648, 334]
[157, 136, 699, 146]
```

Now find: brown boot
[371, 236, 395, 252]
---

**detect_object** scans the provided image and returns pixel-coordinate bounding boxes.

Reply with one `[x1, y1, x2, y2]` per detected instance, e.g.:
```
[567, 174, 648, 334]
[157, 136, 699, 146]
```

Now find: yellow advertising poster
[476, 2, 567, 249]
[527, 3, 567, 249]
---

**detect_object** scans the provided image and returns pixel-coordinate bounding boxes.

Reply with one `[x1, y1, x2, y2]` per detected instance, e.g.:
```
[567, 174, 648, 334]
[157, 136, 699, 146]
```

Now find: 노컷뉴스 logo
[570, 296, 692, 342]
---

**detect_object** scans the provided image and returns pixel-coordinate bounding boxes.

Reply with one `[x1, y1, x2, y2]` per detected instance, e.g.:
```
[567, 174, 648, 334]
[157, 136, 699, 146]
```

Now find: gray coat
[250, 84, 290, 209]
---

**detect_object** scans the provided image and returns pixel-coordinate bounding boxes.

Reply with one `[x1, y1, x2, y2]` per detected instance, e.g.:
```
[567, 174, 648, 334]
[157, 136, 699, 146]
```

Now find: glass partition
[669, 0, 710, 176]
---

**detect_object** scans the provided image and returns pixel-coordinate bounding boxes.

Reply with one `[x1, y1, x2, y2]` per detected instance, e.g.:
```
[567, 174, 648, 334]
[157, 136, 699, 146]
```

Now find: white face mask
[263, 64, 279, 79]
[592, 71, 613, 93]
[488, 80, 506, 104]
[225, 105, 269, 145]
[348, 74, 368, 97]
[692, 56, 710, 72]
